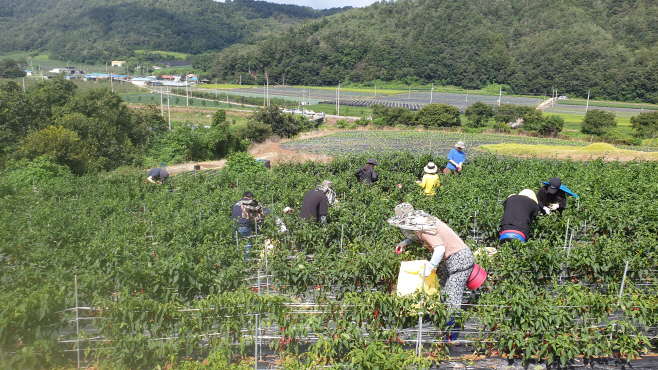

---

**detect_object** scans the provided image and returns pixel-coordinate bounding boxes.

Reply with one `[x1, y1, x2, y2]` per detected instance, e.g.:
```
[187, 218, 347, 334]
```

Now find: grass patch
[558, 99, 658, 110]
[544, 112, 635, 140]
[197, 84, 259, 89]
[134, 50, 190, 59]
[480, 143, 658, 160]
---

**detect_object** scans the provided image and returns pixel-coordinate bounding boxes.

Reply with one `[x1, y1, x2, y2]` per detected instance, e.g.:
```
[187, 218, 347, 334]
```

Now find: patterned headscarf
[387, 209, 439, 235]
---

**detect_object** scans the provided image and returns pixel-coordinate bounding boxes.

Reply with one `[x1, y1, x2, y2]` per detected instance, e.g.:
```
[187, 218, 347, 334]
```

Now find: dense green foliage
[465, 102, 494, 128]
[0, 58, 26, 78]
[630, 111, 658, 139]
[581, 109, 618, 136]
[1, 152, 656, 368]
[240, 105, 315, 142]
[0, 0, 349, 64]
[414, 103, 461, 128]
[208, 0, 658, 103]
[0, 77, 168, 172]
[0, 77, 246, 174]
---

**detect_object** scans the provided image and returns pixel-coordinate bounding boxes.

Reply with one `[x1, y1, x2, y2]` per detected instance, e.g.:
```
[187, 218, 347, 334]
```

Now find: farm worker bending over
[416, 162, 440, 195]
[389, 203, 474, 311]
[355, 158, 378, 184]
[499, 189, 540, 245]
[146, 168, 169, 184]
[537, 177, 566, 215]
[444, 141, 466, 175]
[300, 180, 337, 224]
[232, 191, 266, 259]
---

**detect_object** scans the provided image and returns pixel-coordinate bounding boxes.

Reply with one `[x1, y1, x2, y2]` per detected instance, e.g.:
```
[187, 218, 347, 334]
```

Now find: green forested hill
[0, 0, 349, 64]
[208, 0, 658, 102]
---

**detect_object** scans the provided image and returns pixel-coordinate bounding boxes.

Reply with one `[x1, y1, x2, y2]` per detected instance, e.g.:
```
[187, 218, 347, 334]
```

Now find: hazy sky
[267, 0, 379, 8]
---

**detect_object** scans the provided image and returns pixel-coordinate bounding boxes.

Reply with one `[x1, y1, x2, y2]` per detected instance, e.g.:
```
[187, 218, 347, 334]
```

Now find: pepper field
[1, 151, 657, 369]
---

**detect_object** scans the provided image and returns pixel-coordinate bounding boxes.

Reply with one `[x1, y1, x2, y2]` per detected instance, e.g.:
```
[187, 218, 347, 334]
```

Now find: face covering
[401, 228, 420, 243]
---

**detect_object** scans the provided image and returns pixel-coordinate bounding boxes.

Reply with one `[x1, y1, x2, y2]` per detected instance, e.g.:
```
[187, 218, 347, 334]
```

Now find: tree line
[0, 0, 350, 64]
[201, 0, 658, 103]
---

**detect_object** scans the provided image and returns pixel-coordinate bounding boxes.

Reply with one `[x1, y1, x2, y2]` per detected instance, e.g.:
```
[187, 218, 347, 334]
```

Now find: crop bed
[1, 153, 657, 369]
[281, 131, 658, 157]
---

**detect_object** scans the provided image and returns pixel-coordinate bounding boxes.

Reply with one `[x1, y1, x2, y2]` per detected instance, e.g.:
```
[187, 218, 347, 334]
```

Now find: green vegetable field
[1, 152, 657, 369]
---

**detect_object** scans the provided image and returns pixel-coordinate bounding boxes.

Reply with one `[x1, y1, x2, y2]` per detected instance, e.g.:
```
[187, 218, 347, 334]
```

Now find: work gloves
[395, 240, 408, 254]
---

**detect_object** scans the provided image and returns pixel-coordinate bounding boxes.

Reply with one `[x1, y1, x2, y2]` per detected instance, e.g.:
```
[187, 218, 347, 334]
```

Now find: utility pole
[337, 83, 341, 116]
[430, 84, 433, 104]
[266, 77, 269, 106]
[408, 85, 411, 99]
[186, 82, 189, 107]
[498, 86, 502, 107]
[586, 90, 590, 113]
[215, 78, 217, 99]
[466, 89, 468, 103]
[111, 74, 113, 93]
[167, 87, 171, 130]
[160, 87, 164, 116]
[22, 78, 25, 93]
[239, 75, 241, 85]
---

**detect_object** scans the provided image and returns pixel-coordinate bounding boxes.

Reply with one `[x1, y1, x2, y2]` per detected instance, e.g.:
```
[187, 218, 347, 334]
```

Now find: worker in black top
[537, 177, 567, 215]
[355, 158, 378, 185]
[300, 180, 336, 223]
[147, 168, 169, 184]
[499, 189, 540, 245]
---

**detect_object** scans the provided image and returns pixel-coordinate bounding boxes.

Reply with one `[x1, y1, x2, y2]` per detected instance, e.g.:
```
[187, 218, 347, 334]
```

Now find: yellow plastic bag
[396, 260, 439, 297]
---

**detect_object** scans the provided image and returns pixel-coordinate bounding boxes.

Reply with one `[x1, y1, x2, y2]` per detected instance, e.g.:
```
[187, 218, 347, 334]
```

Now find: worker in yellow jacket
[416, 162, 440, 195]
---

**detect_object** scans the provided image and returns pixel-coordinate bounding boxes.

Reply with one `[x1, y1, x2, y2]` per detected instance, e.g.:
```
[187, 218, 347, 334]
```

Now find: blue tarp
[541, 181, 579, 198]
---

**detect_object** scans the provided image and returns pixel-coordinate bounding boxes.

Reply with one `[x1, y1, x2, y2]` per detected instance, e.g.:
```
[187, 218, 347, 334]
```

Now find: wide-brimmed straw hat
[394, 202, 414, 217]
[424, 162, 438, 174]
[518, 189, 538, 204]
[455, 141, 465, 149]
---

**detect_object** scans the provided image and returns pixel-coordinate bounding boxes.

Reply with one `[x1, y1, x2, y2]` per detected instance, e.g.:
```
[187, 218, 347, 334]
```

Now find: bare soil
[165, 131, 335, 176]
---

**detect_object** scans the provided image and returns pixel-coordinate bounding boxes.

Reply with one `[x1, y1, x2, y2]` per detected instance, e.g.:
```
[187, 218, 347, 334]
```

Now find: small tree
[464, 102, 494, 128]
[250, 105, 300, 138]
[538, 115, 564, 137]
[414, 103, 461, 128]
[630, 111, 658, 139]
[493, 103, 534, 126]
[581, 109, 617, 136]
[0, 58, 27, 78]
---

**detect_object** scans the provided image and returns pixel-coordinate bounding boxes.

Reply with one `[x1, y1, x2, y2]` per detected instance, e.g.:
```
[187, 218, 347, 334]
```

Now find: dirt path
[166, 131, 335, 175]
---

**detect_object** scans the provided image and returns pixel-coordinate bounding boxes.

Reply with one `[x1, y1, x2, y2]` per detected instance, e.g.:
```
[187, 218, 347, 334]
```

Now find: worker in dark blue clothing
[232, 191, 265, 259]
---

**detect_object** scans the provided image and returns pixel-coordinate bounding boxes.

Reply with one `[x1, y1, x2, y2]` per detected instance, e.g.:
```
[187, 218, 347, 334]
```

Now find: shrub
[18, 126, 101, 175]
[464, 102, 494, 128]
[236, 121, 273, 143]
[414, 103, 461, 128]
[538, 115, 564, 137]
[1, 156, 71, 190]
[493, 104, 534, 126]
[371, 104, 415, 126]
[225, 152, 267, 178]
[250, 105, 301, 138]
[630, 111, 658, 139]
[581, 109, 617, 136]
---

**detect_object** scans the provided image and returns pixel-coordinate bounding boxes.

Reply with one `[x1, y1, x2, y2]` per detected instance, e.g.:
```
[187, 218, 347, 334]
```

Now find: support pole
[416, 265, 426, 357]
[610, 260, 630, 340]
[75, 275, 80, 369]
[340, 225, 344, 253]
[617, 261, 630, 305]
[255, 269, 260, 368]
[563, 218, 570, 249]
